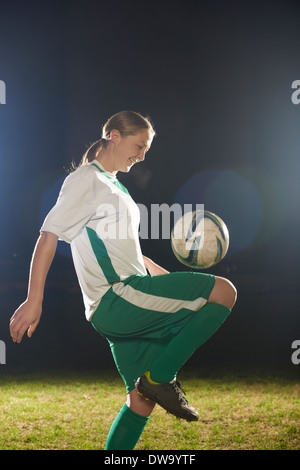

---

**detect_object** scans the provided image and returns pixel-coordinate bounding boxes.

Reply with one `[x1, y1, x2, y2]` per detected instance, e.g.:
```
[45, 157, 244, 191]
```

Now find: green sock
[105, 403, 149, 450]
[150, 302, 231, 383]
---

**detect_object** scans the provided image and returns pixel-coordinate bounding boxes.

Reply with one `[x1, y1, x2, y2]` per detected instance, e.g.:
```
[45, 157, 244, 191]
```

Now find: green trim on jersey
[86, 226, 120, 285]
[92, 162, 130, 195]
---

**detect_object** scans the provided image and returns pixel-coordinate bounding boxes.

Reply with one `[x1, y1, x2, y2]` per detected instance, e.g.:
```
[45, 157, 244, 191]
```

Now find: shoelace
[172, 381, 189, 404]
[174, 380, 186, 395]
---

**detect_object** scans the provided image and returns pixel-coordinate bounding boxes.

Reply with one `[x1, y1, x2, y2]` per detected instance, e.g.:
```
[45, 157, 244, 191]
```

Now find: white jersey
[40, 160, 147, 320]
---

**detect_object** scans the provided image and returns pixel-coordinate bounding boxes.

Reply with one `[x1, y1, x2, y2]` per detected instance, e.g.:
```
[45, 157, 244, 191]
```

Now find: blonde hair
[79, 110, 155, 167]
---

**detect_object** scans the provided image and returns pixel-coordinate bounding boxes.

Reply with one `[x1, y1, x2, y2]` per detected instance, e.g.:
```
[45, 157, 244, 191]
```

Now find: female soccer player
[10, 110, 237, 450]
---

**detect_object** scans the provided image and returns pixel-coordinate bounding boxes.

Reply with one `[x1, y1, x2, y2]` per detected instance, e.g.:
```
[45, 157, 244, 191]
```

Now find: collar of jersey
[91, 161, 130, 195]
[91, 160, 116, 180]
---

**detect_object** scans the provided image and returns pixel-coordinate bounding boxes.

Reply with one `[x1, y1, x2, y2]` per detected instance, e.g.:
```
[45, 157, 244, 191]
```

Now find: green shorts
[91, 271, 215, 393]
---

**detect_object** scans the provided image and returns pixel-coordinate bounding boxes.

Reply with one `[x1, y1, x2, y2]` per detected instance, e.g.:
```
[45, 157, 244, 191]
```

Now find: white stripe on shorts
[112, 282, 207, 313]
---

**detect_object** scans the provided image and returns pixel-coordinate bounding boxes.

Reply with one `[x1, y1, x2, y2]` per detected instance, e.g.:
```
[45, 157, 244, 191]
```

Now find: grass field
[0, 369, 299, 450]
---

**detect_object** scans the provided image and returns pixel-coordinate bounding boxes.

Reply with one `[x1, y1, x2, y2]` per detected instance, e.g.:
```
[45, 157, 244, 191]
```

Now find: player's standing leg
[105, 389, 156, 450]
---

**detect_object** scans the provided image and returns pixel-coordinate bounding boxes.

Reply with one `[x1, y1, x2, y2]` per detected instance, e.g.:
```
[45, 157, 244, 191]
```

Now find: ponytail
[79, 138, 107, 167]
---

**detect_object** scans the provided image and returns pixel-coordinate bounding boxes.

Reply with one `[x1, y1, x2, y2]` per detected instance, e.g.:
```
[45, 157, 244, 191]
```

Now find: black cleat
[135, 371, 199, 422]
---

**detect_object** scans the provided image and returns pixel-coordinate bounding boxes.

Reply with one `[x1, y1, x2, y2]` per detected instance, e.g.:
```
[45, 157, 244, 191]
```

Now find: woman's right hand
[10, 299, 42, 343]
[9, 231, 58, 344]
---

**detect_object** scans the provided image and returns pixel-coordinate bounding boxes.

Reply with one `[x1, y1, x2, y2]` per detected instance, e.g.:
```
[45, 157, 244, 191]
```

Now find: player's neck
[95, 150, 118, 176]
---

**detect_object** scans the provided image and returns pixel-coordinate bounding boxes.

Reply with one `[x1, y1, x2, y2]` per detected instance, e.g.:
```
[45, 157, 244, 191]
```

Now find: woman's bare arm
[142, 255, 169, 276]
[10, 231, 58, 343]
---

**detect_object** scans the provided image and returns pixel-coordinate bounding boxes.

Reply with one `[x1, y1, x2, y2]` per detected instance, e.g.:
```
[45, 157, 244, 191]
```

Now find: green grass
[0, 370, 299, 450]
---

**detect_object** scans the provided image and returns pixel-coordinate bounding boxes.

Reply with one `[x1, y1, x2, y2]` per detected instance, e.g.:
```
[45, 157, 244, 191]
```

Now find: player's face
[111, 128, 153, 173]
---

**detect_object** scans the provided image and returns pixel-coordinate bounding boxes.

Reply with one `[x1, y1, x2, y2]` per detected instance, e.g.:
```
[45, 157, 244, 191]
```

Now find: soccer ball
[171, 210, 229, 269]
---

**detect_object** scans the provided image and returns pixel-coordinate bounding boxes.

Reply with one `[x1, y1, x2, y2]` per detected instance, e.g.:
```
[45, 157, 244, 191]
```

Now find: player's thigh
[126, 271, 215, 304]
[207, 276, 237, 309]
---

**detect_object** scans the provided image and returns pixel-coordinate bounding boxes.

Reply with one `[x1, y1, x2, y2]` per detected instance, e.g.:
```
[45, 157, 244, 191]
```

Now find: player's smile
[129, 156, 141, 165]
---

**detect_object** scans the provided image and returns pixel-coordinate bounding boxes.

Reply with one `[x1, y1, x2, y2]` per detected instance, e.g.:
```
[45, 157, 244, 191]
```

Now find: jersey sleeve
[40, 170, 96, 243]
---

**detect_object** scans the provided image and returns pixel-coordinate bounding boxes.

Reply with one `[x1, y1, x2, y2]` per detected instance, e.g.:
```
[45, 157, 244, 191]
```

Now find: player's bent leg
[208, 276, 237, 309]
[134, 275, 236, 423]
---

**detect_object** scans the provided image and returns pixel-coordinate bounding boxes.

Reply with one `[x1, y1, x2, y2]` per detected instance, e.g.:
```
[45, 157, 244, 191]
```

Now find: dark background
[0, 0, 299, 378]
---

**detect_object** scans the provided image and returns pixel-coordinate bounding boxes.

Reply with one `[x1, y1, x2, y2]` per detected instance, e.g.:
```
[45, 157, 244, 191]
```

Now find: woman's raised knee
[208, 276, 237, 309]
